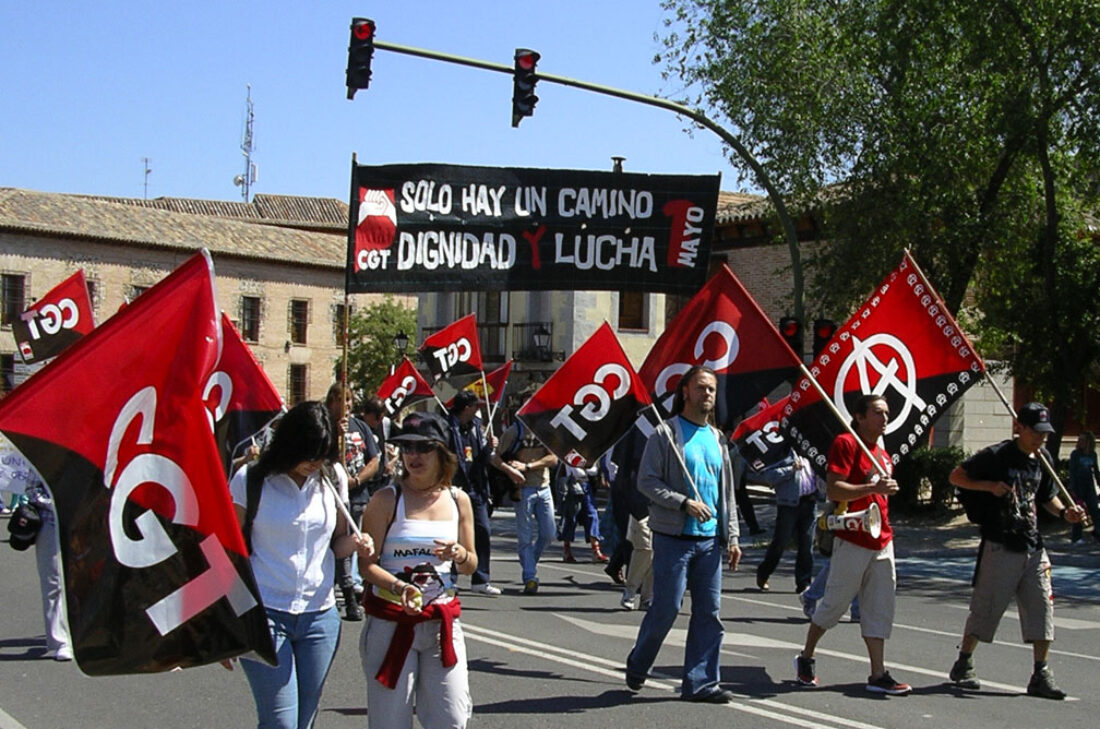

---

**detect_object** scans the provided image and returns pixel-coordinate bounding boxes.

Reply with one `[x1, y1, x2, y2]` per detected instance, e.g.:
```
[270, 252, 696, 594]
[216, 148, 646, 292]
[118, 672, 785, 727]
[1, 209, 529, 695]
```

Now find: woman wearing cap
[358, 411, 477, 729]
[226, 400, 375, 729]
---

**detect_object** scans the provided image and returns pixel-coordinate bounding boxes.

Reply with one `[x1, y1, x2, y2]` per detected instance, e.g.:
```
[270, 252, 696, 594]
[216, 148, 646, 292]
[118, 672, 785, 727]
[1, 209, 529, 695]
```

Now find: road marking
[462, 621, 893, 729]
[0, 705, 29, 729]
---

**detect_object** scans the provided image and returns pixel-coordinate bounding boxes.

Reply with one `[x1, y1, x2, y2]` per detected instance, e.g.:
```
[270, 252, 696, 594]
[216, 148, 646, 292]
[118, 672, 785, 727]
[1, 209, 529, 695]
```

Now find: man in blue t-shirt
[624, 366, 742, 704]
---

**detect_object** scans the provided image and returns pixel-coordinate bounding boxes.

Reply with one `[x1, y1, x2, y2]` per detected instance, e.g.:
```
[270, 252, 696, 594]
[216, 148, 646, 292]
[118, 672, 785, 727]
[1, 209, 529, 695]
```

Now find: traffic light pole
[371, 39, 805, 326]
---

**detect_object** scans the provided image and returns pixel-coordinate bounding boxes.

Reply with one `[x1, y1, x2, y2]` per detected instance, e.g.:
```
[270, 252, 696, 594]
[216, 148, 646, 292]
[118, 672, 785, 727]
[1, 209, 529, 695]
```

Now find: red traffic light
[516, 51, 539, 70]
[353, 21, 373, 41]
[814, 319, 836, 340]
[780, 317, 801, 338]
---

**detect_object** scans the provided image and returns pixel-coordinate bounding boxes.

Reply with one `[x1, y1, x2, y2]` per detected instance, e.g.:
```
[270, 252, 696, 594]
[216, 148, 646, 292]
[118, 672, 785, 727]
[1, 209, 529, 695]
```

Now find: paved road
[2, 504, 1098, 729]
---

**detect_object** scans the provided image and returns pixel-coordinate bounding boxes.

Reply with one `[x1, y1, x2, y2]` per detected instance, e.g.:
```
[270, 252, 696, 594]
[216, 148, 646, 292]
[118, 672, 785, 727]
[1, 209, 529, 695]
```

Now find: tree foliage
[659, 0, 1100, 443]
[334, 296, 417, 399]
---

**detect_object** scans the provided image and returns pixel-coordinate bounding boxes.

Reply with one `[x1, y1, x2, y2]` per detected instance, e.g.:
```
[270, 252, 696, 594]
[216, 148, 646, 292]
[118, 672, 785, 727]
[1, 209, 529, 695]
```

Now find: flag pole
[479, 371, 495, 441]
[324, 478, 365, 538]
[980, 372, 1090, 527]
[647, 403, 704, 502]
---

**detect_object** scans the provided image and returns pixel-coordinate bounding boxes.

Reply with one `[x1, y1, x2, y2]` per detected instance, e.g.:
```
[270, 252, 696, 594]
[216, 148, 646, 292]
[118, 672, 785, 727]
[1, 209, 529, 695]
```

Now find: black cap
[451, 389, 481, 411]
[6, 503, 42, 551]
[1018, 402, 1055, 433]
[390, 412, 449, 444]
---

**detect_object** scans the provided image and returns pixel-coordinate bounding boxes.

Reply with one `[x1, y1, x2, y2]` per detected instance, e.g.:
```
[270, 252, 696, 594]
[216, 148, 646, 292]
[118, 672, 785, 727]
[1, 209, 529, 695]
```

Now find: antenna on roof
[234, 84, 257, 202]
[143, 157, 152, 199]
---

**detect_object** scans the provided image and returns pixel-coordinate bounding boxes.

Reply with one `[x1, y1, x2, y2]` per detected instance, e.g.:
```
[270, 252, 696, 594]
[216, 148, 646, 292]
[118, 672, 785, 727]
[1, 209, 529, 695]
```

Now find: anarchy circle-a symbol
[833, 333, 927, 434]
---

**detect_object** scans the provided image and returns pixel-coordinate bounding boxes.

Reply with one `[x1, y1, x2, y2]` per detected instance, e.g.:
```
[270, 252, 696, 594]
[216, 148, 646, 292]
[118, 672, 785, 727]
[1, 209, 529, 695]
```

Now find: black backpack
[955, 487, 1000, 526]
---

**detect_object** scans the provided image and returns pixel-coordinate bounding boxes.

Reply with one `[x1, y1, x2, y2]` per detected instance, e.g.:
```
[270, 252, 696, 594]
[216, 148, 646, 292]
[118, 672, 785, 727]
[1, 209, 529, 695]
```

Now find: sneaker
[948, 655, 981, 690]
[755, 573, 771, 592]
[866, 671, 912, 695]
[1026, 666, 1066, 700]
[52, 648, 73, 662]
[795, 654, 817, 687]
[604, 564, 625, 585]
[639, 598, 652, 611]
[684, 687, 735, 704]
[523, 579, 539, 595]
[800, 593, 816, 620]
[620, 589, 637, 611]
[471, 583, 502, 596]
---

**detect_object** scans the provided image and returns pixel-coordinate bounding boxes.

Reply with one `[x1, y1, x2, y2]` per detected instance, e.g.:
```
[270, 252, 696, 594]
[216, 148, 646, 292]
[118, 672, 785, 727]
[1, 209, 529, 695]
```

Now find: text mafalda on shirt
[347, 163, 721, 295]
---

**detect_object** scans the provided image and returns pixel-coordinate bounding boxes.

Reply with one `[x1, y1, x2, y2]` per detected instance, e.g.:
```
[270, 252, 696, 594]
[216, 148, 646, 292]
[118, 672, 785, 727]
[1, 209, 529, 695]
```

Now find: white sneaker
[471, 583, 502, 596]
[620, 589, 637, 611]
[53, 648, 73, 662]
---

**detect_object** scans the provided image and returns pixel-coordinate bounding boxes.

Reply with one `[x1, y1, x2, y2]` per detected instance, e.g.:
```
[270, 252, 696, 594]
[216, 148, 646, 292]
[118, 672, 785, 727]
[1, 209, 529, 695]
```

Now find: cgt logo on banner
[518, 323, 651, 469]
[377, 358, 436, 417]
[638, 265, 802, 429]
[418, 314, 484, 382]
[12, 269, 96, 364]
[106, 386, 258, 636]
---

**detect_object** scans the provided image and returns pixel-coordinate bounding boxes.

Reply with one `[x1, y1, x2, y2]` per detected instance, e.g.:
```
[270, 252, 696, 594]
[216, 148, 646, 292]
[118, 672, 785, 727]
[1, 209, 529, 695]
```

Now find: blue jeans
[757, 496, 816, 590]
[515, 485, 556, 583]
[241, 606, 342, 729]
[626, 533, 724, 698]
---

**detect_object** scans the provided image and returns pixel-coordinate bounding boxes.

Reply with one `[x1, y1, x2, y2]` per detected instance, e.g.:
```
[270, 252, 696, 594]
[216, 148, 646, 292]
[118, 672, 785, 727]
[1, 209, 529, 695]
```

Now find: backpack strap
[242, 465, 265, 555]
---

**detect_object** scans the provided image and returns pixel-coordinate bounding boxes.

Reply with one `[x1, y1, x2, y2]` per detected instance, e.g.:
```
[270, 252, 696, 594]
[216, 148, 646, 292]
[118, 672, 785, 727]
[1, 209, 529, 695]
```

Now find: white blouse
[230, 463, 349, 614]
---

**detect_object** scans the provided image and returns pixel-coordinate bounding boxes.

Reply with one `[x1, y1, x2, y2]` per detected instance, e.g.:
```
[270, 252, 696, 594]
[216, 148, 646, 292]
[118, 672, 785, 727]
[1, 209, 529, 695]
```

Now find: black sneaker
[523, 579, 539, 595]
[625, 672, 646, 691]
[1026, 667, 1066, 700]
[866, 671, 912, 695]
[684, 688, 735, 704]
[948, 655, 980, 690]
[795, 654, 817, 687]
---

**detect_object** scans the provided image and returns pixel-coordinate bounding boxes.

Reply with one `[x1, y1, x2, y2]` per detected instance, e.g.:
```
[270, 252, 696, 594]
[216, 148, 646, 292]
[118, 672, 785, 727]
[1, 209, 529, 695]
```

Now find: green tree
[334, 296, 417, 399]
[659, 0, 1100, 448]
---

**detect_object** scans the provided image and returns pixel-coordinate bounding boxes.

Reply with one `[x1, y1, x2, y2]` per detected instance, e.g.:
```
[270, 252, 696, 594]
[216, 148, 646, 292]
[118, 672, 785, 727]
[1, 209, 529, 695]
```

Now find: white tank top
[378, 486, 459, 605]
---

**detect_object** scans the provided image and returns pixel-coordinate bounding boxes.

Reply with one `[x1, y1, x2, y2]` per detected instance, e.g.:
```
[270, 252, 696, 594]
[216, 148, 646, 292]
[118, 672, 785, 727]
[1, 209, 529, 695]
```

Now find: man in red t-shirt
[794, 394, 911, 695]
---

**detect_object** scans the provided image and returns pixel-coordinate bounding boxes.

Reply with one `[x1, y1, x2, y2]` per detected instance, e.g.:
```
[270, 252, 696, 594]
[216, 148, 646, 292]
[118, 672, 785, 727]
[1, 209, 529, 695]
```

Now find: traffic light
[512, 48, 540, 127]
[346, 17, 376, 100]
[812, 318, 837, 357]
[779, 316, 802, 356]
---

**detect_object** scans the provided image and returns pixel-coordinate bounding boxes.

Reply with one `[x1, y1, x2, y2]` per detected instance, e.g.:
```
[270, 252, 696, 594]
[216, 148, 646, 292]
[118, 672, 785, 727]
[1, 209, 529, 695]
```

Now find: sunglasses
[401, 441, 437, 455]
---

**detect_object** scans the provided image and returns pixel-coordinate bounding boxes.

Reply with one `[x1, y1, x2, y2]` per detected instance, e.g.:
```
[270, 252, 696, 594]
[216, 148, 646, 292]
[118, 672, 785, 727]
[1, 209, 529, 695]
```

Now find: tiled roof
[72, 192, 348, 230]
[0, 188, 345, 268]
[715, 191, 768, 224]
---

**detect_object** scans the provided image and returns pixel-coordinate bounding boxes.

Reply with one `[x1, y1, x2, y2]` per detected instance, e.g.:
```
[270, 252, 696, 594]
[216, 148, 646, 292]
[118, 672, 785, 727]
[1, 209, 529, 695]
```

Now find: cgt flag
[0, 251, 275, 675]
[517, 322, 652, 468]
[731, 396, 792, 472]
[11, 269, 96, 364]
[419, 313, 483, 382]
[377, 357, 436, 417]
[446, 359, 514, 411]
[781, 251, 985, 474]
[204, 314, 285, 474]
[639, 264, 802, 428]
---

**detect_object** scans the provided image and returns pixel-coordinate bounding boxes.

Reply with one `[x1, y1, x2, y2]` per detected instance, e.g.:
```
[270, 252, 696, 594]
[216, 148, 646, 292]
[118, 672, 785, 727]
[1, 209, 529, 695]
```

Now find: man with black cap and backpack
[947, 402, 1085, 699]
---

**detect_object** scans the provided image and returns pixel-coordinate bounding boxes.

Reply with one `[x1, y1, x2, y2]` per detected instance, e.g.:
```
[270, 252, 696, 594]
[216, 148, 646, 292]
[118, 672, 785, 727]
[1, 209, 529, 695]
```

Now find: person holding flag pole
[624, 365, 743, 704]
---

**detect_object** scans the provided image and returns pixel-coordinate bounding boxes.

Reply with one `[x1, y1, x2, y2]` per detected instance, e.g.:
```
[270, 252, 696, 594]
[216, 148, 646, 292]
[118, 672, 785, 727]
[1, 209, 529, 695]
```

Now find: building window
[289, 299, 309, 345]
[1, 354, 14, 394]
[333, 302, 348, 344]
[127, 285, 149, 303]
[2, 274, 26, 327]
[618, 291, 647, 331]
[240, 296, 262, 342]
[85, 279, 98, 317]
[288, 364, 309, 405]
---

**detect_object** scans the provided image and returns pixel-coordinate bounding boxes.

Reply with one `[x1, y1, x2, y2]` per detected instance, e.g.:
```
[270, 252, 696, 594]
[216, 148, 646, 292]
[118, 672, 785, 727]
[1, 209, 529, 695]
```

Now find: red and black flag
[11, 269, 96, 364]
[0, 251, 275, 675]
[377, 357, 437, 417]
[204, 314, 285, 474]
[781, 251, 985, 473]
[446, 359, 514, 412]
[419, 313, 484, 382]
[639, 264, 802, 429]
[731, 396, 792, 472]
[517, 322, 652, 468]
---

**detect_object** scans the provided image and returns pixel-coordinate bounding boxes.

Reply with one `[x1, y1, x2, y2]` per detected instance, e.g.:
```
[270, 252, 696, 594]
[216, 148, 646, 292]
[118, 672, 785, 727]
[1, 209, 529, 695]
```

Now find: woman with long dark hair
[358, 411, 477, 729]
[227, 400, 375, 729]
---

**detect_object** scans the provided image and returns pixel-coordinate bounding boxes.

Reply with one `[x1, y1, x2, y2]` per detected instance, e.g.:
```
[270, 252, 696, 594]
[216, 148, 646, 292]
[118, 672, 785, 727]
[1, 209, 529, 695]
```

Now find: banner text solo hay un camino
[346, 162, 721, 294]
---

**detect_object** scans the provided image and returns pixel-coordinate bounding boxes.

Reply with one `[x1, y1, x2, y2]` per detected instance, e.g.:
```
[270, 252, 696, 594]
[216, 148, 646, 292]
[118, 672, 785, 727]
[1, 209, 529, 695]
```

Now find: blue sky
[1, 1, 741, 204]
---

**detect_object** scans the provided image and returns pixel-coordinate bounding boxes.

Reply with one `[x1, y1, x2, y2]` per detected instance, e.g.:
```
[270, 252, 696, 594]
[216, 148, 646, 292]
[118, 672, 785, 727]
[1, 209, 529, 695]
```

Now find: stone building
[0, 187, 412, 403]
